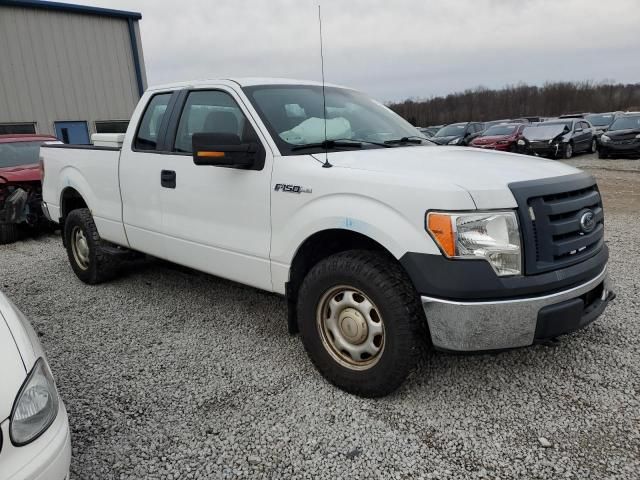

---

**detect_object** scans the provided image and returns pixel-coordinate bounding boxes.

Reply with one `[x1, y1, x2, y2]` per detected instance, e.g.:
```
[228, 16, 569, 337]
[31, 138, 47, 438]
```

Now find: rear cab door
[119, 89, 177, 257]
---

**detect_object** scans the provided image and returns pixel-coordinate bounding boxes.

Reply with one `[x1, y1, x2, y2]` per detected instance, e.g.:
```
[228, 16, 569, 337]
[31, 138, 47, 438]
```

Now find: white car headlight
[517, 139, 525, 146]
[448, 138, 460, 145]
[635, 134, 640, 139]
[601, 134, 610, 142]
[426, 211, 522, 276]
[10, 357, 59, 445]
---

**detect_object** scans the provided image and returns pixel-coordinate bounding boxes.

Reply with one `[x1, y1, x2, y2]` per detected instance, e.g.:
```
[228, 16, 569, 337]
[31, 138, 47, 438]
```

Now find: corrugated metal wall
[0, 5, 146, 135]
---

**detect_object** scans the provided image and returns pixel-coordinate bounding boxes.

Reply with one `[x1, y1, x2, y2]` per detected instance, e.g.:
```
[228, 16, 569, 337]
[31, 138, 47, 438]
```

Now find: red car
[0, 134, 59, 244]
[470, 123, 527, 152]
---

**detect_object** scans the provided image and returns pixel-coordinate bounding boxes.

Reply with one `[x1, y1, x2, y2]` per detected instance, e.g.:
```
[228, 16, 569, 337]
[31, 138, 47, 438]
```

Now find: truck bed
[41, 144, 128, 246]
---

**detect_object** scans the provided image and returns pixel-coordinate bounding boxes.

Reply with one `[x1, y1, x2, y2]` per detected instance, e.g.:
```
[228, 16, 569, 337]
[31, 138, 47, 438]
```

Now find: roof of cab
[147, 77, 350, 92]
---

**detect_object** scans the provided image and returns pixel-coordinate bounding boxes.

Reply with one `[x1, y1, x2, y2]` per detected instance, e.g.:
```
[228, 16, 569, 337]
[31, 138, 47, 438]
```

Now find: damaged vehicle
[517, 119, 596, 159]
[0, 134, 58, 244]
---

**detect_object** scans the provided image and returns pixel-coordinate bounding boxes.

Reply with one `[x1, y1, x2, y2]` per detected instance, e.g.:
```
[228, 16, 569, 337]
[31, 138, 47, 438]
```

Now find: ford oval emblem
[580, 210, 596, 233]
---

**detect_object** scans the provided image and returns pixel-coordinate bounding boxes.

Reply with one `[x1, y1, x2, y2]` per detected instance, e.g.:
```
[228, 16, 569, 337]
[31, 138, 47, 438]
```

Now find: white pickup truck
[41, 78, 614, 397]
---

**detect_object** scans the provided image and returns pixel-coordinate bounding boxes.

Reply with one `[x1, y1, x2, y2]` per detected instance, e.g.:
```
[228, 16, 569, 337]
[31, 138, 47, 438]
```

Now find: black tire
[589, 138, 597, 154]
[297, 250, 425, 397]
[562, 142, 573, 159]
[63, 208, 119, 284]
[0, 223, 21, 245]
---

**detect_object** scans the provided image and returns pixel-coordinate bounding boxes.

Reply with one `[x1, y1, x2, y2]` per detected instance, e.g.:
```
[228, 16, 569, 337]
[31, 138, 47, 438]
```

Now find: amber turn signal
[197, 151, 225, 158]
[426, 213, 456, 257]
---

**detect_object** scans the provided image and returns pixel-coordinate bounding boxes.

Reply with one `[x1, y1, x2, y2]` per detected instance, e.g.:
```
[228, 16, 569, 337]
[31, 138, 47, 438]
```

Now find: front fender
[269, 193, 447, 294]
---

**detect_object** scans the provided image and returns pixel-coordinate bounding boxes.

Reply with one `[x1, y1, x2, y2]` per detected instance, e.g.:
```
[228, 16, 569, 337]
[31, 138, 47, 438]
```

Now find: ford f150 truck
[41, 78, 614, 397]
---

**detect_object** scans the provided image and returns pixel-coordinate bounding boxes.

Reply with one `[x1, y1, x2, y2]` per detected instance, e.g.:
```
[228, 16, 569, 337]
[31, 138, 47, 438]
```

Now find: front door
[54, 121, 90, 144]
[157, 87, 273, 291]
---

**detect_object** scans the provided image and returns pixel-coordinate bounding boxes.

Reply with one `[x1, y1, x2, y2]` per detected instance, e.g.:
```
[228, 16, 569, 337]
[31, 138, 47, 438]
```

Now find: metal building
[0, 0, 147, 143]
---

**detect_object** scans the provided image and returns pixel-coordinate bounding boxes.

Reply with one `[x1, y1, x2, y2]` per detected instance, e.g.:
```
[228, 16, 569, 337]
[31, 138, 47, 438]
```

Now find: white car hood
[0, 313, 27, 421]
[326, 146, 582, 208]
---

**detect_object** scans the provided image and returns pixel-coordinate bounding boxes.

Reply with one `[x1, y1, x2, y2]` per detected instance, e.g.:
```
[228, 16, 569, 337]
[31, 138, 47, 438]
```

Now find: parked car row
[418, 111, 640, 159]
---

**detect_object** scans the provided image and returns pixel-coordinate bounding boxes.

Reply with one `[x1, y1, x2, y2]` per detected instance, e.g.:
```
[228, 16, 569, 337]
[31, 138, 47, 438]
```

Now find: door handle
[161, 170, 176, 189]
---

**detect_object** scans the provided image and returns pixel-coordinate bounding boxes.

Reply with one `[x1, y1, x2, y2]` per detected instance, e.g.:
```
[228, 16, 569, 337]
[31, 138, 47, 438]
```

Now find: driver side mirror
[192, 132, 257, 169]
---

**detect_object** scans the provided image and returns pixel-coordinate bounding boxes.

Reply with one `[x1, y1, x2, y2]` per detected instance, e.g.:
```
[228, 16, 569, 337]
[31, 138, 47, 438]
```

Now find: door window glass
[134, 93, 172, 151]
[174, 90, 253, 153]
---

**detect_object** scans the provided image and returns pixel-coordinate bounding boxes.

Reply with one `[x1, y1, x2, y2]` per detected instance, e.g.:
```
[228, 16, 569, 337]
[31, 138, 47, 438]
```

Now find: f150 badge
[274, 184, 312, 194]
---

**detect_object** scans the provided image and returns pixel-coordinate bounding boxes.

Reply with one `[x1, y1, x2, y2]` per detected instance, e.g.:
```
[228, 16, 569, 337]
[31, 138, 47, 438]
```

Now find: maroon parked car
[0, 134, 59, 244]
[470, 123, 527, 152]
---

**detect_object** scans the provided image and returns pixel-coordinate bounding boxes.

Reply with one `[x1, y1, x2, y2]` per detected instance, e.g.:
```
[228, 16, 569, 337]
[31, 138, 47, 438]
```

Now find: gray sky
[77, 0, 639, 102]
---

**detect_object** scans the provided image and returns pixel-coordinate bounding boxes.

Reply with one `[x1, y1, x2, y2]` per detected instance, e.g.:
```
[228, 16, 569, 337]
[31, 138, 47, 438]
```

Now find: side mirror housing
[192, 132, 257, 168]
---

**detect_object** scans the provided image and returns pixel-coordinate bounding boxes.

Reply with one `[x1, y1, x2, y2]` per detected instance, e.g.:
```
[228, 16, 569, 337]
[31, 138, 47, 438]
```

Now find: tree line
[388, 81, 640, 127]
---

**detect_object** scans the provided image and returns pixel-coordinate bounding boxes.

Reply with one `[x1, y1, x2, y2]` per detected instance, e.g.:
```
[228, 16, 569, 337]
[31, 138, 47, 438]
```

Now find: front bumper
[522, 143, 563, 157]
[599, 142, 640, 156]
[0, 402, 71, 480]
[472, 143, 512, 151]
[422, 267, 612, 351]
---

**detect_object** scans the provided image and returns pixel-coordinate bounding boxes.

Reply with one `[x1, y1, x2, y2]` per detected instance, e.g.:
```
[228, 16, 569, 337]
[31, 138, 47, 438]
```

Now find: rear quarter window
[134, 93, 172, 151]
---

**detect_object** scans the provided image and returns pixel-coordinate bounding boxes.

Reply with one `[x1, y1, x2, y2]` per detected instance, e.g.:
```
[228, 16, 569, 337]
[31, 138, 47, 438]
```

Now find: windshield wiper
[291, 139, 391, 151]
[384, 136, 427, 145]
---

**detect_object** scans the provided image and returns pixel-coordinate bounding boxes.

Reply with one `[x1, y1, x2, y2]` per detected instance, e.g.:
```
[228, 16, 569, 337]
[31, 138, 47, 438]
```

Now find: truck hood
[0, 311, 27, 422]
[326, 146, 581, 208]
[0, 164, 40, 183]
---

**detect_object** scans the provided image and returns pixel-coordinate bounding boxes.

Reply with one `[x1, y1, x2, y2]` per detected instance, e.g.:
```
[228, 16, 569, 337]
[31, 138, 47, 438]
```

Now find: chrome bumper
[422, 267, 611, 351]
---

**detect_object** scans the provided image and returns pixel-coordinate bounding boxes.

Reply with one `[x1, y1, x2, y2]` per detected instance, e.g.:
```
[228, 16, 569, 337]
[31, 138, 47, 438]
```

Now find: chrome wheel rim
[316, 286, 385, 370]
[592, 139, 597, 152]
[71, 226, 90, 270]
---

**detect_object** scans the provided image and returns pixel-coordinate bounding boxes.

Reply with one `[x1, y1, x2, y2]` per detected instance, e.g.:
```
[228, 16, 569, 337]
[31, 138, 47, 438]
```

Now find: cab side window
[134, 93, 172, 151]
[174, 90, 258, 153]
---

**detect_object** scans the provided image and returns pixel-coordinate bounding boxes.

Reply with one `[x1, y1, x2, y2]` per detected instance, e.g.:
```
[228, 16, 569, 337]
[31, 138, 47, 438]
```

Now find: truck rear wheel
[297, 250, 424, 397]
[64, 208, 119, 284]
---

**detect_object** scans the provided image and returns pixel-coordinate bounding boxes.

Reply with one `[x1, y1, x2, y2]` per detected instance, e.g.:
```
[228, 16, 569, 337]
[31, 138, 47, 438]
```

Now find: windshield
[585, 113, 615, 127]
[609, 116, 640, 131]
[482, 125, 517, 136]
[434, 124, 466, 137]
[542, 121, 572, 130]
[0, 141, 47, 168]
[242, 85, 429, 155]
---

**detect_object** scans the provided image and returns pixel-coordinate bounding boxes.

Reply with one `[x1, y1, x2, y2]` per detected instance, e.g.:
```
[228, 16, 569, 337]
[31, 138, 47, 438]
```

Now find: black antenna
[318, 5, 332, 168]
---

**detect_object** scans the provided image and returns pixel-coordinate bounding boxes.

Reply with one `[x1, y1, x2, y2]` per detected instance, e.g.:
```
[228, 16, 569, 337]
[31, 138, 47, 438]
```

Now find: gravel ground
[1, 155, 639, 479]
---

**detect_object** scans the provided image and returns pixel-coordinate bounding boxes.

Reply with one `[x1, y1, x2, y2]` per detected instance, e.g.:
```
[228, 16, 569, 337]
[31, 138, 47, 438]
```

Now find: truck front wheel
[297, 250, 424, 397]
[64, 208, 118, 284]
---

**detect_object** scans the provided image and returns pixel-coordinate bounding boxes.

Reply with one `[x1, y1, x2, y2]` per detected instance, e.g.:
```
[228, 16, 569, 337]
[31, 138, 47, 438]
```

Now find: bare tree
[389, 81, 640, 126]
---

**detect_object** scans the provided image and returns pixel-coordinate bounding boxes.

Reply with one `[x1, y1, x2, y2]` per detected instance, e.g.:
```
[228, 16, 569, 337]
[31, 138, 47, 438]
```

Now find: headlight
[601, 135, 610, 142]
[448, 138, 460, 145]
[517, 139, 525, 146]
[635, 134, 640, 139]
[10, 358, 59, 446]
[426, 211, 521, 276]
